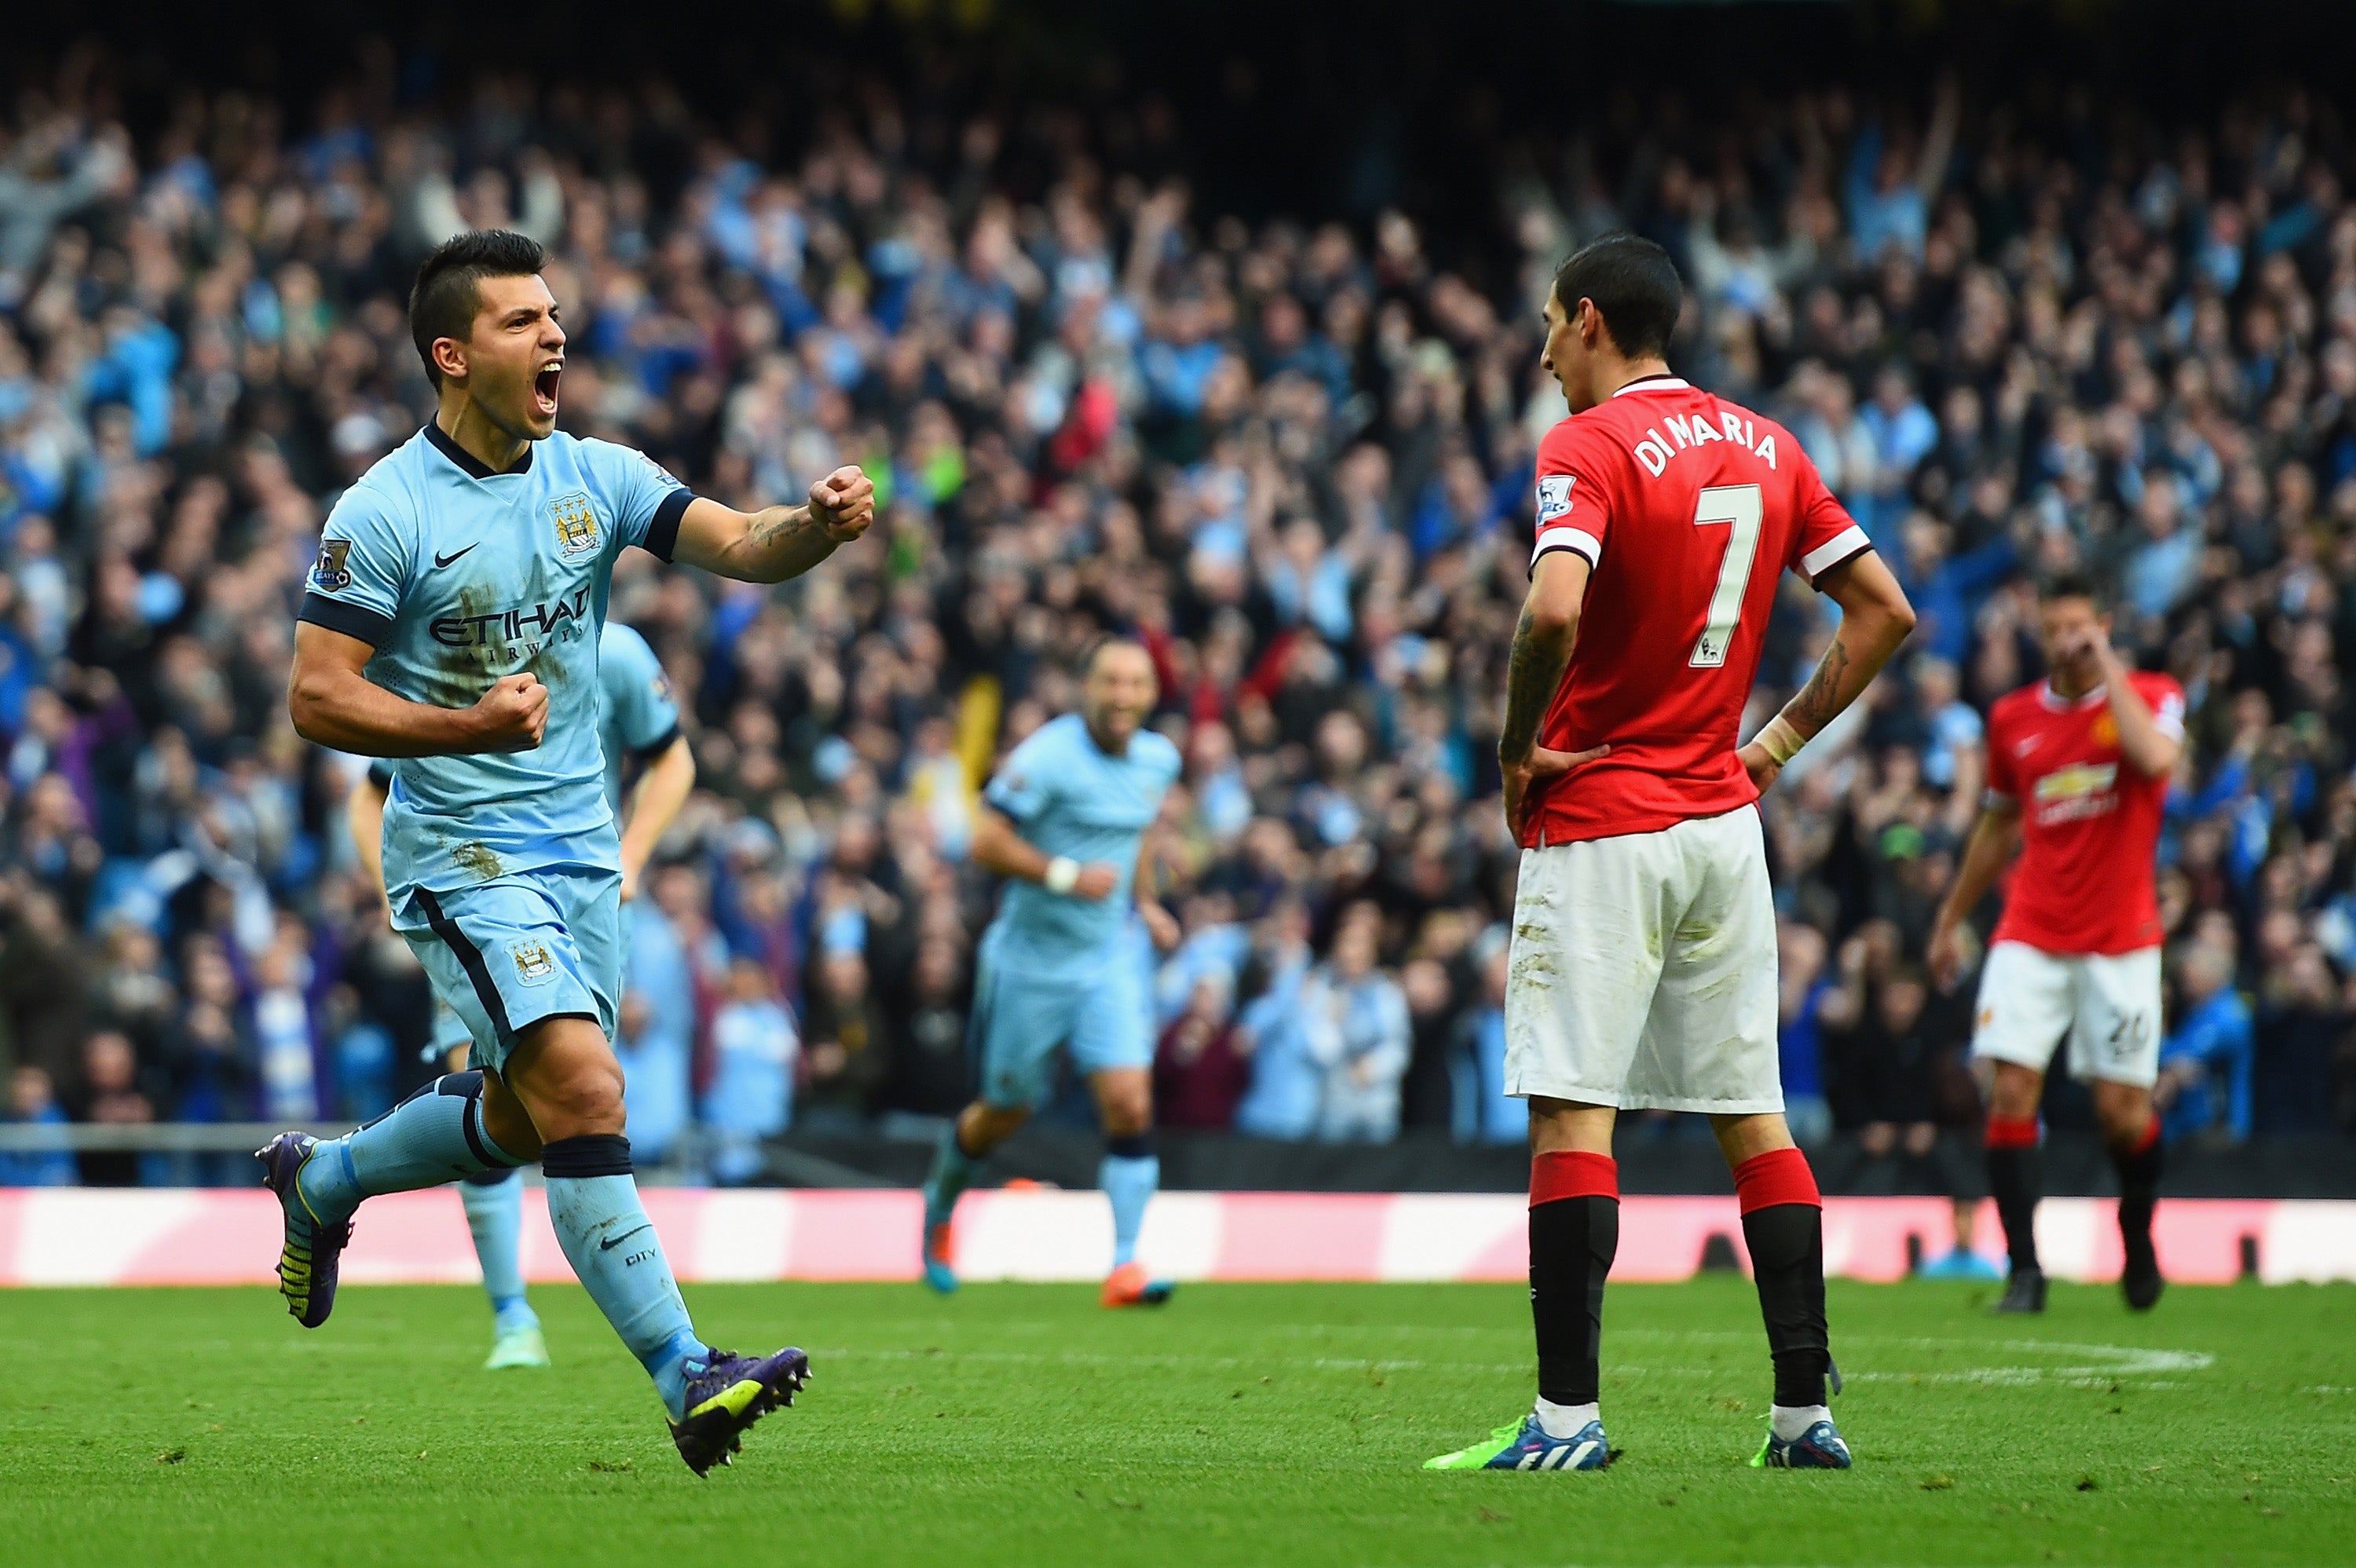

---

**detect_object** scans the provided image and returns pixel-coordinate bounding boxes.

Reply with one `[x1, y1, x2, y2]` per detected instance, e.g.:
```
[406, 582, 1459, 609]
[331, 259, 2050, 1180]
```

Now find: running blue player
[920, 639, 1183, 1306]
[344, 617, 695, 1372]
[268, 229, 871, 1475]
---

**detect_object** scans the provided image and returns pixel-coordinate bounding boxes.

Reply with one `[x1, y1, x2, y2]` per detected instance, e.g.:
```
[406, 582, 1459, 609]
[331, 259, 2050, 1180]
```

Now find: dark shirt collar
[423, 419, 532, 478]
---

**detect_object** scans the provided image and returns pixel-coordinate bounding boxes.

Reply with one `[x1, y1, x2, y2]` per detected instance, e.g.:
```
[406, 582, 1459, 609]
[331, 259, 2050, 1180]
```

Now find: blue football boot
[921, 1219, 958, 1295]
[1754, 1417, 1853, 1469]
[1425, 1414, 1614, 1471]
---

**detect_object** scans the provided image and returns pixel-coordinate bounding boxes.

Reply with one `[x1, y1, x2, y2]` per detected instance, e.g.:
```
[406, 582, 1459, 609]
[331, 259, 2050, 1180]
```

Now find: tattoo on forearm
[1499, 603, 1573, 760]
[1784, 634, 1853, 735]
[750, 505, 821, 551]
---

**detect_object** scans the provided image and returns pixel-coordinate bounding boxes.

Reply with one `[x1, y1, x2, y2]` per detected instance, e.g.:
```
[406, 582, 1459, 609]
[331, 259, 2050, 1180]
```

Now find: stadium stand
[1, 12, 2353, 1197]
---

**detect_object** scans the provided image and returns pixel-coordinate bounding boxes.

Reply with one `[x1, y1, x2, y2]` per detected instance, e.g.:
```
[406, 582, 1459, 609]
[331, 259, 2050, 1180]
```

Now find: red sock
[1531, 1150, 1618, 1207]
[1527, 1151, 1618, 1407]
[1984, 1115, 2039, 1150]
[1732, 1146, 1820, 1214]
[1732, 1148, 1828, 1406]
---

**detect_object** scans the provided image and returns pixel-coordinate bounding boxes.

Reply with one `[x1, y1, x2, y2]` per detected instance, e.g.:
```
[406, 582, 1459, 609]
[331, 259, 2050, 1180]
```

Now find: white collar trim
[2038, 680, 2108, 711]
[1612, 375, 1690, 397]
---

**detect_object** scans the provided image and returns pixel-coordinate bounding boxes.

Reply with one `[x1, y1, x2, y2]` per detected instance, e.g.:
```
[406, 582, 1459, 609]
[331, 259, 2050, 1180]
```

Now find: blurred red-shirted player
[1930, 578, 2187, 1317]
[1426, 235, 1918, 1477]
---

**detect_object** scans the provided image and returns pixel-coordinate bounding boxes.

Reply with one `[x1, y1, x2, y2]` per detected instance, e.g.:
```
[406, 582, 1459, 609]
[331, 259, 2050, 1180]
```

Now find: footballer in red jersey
[1427, 236, 1917, 1477]
[1930, 576, 2186, 1317]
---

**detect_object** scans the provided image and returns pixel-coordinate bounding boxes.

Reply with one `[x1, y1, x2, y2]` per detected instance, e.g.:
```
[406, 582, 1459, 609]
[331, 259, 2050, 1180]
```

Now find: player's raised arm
[288, 621, 547, 756]
[667, 466, 876, 585]
[1498, 550, 1610, 837]
[2084, 641, 2183, 778]
[1736, 549, 1916, 791]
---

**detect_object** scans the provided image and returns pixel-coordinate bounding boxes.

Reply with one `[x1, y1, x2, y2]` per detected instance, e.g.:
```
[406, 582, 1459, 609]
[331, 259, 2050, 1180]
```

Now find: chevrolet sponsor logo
[2032, 762, 2117, 802]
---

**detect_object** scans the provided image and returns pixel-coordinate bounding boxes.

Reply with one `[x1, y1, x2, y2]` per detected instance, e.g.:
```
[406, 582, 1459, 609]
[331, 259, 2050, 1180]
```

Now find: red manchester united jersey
[1521, 375, 1871, 848]
[1982, 673, 2185, 956]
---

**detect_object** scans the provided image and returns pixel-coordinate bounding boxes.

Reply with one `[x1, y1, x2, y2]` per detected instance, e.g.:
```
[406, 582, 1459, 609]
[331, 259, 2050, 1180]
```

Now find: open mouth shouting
[533, 357, 563, 418]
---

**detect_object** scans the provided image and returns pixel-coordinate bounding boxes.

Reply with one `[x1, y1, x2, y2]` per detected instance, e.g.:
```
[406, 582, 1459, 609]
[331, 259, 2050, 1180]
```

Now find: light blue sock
[1099, 1150, 1160, 1270]
[542, 1135, 705, 1420]
[923, 1123, 981, 1230]
[459, 1168, 537, 1332]
[299, 1073, 518, 1223]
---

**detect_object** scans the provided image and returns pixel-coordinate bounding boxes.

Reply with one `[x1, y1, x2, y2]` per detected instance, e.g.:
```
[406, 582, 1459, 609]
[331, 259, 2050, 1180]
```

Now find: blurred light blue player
[920, 639, 1184, 1306]
[346, 618, 693, 1370]
[268, 228, 873, 1475]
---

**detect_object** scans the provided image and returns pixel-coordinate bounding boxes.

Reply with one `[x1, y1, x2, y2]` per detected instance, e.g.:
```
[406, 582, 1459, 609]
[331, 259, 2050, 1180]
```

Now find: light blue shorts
[394, 863, 624, 1076]
[971, 924, 1154, 1109]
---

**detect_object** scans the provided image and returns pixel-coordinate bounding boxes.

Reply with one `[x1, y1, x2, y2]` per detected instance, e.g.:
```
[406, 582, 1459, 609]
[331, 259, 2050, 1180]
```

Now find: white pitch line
[807, 1338, 2216, 1387]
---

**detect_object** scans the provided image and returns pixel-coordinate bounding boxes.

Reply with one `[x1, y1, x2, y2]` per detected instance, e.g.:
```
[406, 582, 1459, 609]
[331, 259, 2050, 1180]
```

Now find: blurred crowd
[3, 49, 2355, 1189]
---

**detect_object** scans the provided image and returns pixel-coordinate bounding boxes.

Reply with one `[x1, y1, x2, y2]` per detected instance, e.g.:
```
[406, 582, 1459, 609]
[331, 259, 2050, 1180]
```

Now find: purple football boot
[255, 1131, 353, 1329]
[669, 1347, 813, 1476]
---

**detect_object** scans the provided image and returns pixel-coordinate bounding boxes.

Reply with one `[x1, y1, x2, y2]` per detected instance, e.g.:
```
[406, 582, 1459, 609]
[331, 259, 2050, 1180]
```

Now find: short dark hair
[1550, 233, 1682, 360]
[2039, 572, 2105, 610]
[409, 229, 547, 386]
[1081, 634, 1154, 676]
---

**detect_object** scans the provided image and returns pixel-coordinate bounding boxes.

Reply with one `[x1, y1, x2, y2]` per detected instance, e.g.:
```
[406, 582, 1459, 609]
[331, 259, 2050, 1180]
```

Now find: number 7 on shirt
[1688, 483, 1763, 668]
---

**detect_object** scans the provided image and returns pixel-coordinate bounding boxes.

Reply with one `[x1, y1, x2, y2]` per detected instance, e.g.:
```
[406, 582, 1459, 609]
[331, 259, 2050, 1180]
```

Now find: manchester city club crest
[549, 492, 601, 557]
[510, 940, 558, 985]
[312, 538, 353, 591]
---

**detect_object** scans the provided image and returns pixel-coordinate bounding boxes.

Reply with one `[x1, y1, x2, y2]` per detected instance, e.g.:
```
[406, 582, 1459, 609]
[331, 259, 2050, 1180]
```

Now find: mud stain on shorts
[1509, 934, 1559, 990]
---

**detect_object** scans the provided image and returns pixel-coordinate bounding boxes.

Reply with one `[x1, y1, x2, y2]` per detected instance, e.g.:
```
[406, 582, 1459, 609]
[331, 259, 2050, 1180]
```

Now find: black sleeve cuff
[641, 488, 693, 562]
[298, 592, 394, 648]
[630, 723, 682, 763]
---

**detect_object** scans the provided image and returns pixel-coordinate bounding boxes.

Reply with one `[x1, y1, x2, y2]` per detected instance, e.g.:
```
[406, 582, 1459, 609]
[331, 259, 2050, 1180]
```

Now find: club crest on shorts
[510, 939, 558, 985]
[312, 538, 353, 591]
[549, 492, 601, 557]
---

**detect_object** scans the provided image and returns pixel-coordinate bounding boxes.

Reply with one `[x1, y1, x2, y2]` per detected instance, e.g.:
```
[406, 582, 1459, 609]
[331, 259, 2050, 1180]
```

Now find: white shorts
[1504, 806, 1781, 1115]
[1970, 941, 2161, 1089]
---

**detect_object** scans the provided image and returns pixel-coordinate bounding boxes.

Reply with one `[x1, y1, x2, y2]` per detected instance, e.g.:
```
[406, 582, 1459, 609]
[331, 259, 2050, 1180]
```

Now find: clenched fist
[1070, 861, 1121, 901]
[470, 672, 548, 751]
[810, 465, 876, 543]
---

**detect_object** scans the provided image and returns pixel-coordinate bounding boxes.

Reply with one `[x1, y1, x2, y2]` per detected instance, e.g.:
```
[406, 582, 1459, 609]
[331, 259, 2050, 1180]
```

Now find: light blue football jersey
[301, 423, 691, 901]
[982, 713, 1181, 971]
[597, 620, 682, 812]
[368, 617, 681, 817]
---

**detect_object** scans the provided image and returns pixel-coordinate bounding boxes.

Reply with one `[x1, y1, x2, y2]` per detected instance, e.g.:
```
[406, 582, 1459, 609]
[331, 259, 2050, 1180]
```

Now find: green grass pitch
[0, 1276, 2349, 1566]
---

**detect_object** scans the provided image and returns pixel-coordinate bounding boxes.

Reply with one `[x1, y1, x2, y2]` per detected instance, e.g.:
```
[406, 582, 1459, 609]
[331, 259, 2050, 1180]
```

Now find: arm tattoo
[1498, 601, 1574, 761]
[733, 503, 839, 583]
[750, 505, 821, 550]
[1783, 632, 1853, 736]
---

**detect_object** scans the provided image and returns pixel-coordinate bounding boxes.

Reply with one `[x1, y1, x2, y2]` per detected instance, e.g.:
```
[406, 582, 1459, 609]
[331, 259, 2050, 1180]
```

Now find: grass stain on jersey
[450, 841, 504, 881]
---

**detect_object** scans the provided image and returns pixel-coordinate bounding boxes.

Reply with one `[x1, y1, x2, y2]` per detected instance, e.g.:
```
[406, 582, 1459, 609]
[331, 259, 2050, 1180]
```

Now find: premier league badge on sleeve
[1536, 473, 1575, 524]
[312, 538, 353, 591]
[550, 492, 602, 557]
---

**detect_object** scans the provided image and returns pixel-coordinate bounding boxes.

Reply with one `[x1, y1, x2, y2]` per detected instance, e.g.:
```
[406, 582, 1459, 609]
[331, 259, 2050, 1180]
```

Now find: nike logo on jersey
[434, 543, 480, 568]
[2014, 736, 2042, 757]
[598, 1223, 652, 1253]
